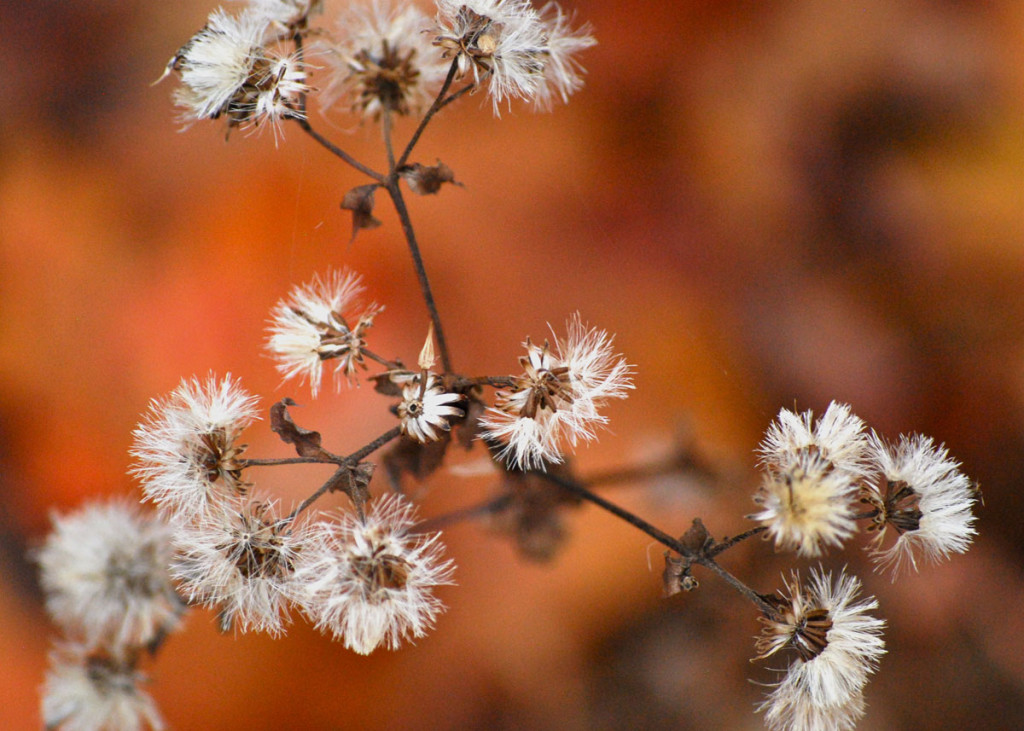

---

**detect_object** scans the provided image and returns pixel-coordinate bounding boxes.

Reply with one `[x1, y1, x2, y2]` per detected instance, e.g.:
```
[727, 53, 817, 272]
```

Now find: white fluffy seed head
[433, 0, 594, 115]
[751, 402, 871, 556]
[293, 494, 454, 654]
[266, 269, 383, 397]
[757, 568, 886, 731]
[42, 643, 165, 731]
[480, 314, 633, 470]
[320, 0, 449, 119]
[864, 432, 978, 577]
[168, 8, 309, 136]
[171, 499, 306, 636]
[130, 374, 259, 520]
[35, 500, 182, 655]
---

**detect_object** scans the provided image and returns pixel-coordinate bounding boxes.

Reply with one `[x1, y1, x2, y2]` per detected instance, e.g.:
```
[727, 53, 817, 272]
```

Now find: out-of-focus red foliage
[2, 0, 1022, 728]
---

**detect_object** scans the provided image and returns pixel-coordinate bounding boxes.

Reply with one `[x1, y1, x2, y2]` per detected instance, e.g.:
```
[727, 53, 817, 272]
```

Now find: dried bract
[398, 372, 465, 443]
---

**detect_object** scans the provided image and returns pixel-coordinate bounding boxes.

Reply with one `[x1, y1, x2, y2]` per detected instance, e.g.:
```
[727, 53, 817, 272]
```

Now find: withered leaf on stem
[679, 517, 710, 555]
[369, 369, 412, 398]
[490, 461, 582, 562]
[270, 398, 326, 459]
[662, 552, 698, 597]
[382, 432, 452, 490]
[455, 397, 487, 450]
[340, 184, 382, 242]
[325, 461, 376, 505]
[398, 161, 462, 196]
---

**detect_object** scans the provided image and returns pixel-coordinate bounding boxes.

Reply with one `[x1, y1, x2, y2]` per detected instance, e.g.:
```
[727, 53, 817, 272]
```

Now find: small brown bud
[398, 161, 461, 196]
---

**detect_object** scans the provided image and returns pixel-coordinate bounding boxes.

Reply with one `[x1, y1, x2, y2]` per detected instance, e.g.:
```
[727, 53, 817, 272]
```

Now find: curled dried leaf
[340, 184, 382, 241]
[269, 398, 326, 459]
[382, 432, 453, 490]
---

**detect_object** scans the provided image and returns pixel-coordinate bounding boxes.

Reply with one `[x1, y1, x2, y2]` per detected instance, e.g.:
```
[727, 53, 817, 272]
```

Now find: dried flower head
[131, 374, 259, 518]
[294, 495, 454, 654]
[321, 0, 448, 118]
[750, 458, 859, 558]
[532, 2, 595, 110]
[750, 403, 870, 557]
[759, 402, 872, 480]
[42, 644, 164, 731]
[756, 568, 886, 731]
[166, 8, 309, 135]
[433, 0, 593, 114]
[479, 314, 633, 470]
[250, 0, 323, 33]
[172, 499, 304, 636]
[266, 269, 384, 397]
[36, 501, 182, 655]
[863, 433, 978, 577]
[398, 372, 465, 443]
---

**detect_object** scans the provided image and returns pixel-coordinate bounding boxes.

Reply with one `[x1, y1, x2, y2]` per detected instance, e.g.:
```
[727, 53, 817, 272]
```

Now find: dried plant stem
[707, 525, 768, 558]
[285, 426, 403, 522]
[395, 58, 460, 170]
[385, 180, 453, 373]
[362, 347, 404, 370]
[295, 118, 385, 182]
[241, 456, 342, 467]
[382, 109, 397, 171]
[536, 471, 779, 618]
[289, 31, 383, 181]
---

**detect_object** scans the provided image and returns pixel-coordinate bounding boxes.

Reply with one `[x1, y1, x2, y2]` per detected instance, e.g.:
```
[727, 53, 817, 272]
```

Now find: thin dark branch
[383, 109, 396, 172]
[458, 375, 516, 389]
[437, 82, 477, 112]
[241, 456, 342, 467]
[347, 425, 403, 464]
[385, 181, 453, 372]
[534, 471, 679, 549]
[696, 555, 778, 617]
[361, 347, 404, 370]
[294, 118, 385, 181]
[285, 464, 352, 522]
[534, 470, 780, 619]
[284, 426, 403, 522]
[707, 525, 768, 558]
[287, 32, 383, 181]
[395, 58, 460, 170]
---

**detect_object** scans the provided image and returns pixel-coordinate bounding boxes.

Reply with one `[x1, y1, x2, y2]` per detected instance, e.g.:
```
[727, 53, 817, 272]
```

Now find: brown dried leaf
[679, 518, 710, 554]
[269, 398, 325, 459]
[369, 368, 413, 397]
[382, 432, 452, 490]
[340, 184, 382, 242]
[398, 161, 462, 196]
[455, 397, 487, 450]
[488, 461, 581, 562]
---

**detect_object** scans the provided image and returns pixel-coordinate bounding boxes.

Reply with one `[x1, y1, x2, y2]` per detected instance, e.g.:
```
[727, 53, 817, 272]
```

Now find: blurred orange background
[2, 0, 1023, 728]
